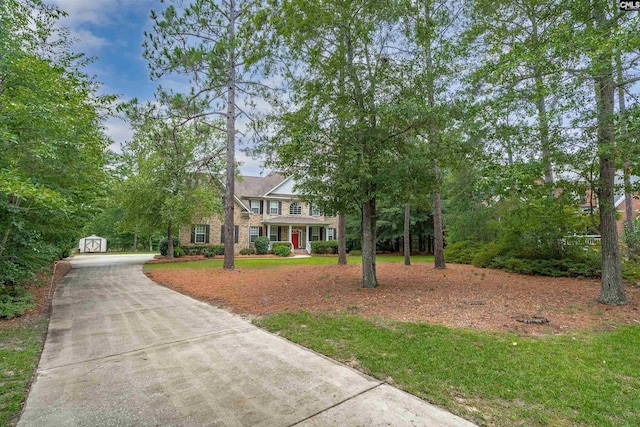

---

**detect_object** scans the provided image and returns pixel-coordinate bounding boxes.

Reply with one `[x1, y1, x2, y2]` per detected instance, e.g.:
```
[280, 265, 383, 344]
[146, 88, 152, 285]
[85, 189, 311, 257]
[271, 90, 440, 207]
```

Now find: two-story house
[178, 172, 339, 254]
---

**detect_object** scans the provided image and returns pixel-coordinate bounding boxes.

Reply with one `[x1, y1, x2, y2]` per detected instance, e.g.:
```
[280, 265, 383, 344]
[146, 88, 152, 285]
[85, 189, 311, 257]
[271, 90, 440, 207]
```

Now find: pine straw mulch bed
[0, 260, 71, 327]
[145, 260, 640, 335]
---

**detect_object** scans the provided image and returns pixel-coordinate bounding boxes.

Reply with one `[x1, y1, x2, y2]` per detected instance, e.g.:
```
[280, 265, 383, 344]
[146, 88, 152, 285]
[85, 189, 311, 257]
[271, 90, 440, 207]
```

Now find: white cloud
[49, 0, 119, 26]
[104, 116, 133, 153]
[73, 28, 110, 50]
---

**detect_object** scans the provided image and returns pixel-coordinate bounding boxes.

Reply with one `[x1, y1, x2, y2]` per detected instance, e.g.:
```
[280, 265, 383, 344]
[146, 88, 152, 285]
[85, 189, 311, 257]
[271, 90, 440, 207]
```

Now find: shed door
[85, 238, 101, 253]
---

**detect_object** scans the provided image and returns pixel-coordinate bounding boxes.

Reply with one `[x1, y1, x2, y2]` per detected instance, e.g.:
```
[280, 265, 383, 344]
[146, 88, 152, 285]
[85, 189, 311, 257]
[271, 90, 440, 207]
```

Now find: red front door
[292, 232, 299, 249]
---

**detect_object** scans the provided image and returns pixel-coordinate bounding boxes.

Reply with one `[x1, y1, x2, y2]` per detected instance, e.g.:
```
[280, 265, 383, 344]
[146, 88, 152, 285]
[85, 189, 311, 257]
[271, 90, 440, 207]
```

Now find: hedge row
[310, 240, 339, 254]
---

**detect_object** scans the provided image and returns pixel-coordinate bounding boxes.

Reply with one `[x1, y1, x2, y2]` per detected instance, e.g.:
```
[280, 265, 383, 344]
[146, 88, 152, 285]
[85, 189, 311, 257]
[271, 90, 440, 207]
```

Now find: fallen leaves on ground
[146, 261, 640, 334]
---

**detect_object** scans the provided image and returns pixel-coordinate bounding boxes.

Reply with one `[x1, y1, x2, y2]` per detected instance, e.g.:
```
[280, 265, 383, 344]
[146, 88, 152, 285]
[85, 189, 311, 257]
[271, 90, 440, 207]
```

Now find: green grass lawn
[256, 312, 640, 427]
[144, 254, 435, 270]
[0, 317, 48, 426]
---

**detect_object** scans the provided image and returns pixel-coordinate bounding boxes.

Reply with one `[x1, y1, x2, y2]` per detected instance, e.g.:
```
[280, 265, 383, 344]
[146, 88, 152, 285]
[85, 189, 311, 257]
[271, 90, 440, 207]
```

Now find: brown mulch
[146, 261, 640, 335]
[0, 260, 71, 327]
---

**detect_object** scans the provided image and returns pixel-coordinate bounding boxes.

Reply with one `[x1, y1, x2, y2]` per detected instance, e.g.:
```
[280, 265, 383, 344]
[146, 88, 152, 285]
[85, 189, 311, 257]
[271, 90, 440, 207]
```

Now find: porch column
[288, 225, 293, 253]
[326, 226, 329, 241]
[306, 225, 309, 246]
[267, 224, 271, 241]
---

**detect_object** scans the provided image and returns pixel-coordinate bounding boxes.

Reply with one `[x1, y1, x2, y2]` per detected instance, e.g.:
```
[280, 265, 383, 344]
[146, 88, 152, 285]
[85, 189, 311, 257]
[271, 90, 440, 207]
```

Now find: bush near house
[239, 248, 255, 255]
[159, 237, 180, 256]
[271, 242, 292, 257]
[173, 247, 185, 257]
[310, 240, 339, 254]
[182, 245, 224, 256]
[254, 236, 270, 255]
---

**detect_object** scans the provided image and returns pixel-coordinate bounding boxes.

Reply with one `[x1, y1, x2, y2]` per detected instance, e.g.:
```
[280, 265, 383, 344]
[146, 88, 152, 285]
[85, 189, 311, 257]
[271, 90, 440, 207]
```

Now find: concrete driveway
[18, 254, 476, 426]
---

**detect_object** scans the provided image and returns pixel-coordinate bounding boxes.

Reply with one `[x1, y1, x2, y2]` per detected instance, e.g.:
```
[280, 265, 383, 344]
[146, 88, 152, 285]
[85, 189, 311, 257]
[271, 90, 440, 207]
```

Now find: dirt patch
[146, 261, 640, 335]
[0, 260, 71, 327]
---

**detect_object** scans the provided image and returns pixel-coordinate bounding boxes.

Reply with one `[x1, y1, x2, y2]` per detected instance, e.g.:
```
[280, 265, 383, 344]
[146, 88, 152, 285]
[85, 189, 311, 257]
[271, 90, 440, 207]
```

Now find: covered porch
[263, 217, 334, 254]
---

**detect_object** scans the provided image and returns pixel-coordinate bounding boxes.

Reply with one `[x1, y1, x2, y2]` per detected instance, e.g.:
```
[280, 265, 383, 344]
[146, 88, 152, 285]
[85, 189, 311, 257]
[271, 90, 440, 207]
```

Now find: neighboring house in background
[178, 172, 339, 254]
[576, 175, 640, 236]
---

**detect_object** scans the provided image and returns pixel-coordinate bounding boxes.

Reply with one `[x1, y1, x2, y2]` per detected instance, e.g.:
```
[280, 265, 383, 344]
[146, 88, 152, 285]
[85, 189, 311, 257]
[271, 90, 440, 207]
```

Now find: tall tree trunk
[593, 6, 625, 304]
[149, 237, 152, 252]
[617, 55, 636, 258]
[167, 221, 174, 259]
[338, 212, 347, 265]
[133, 229, 138, 252]
[423, 3, 446, 270]
[530, 14, 554, 186]
[404, 202, 411, 266]
[361, 198, 377, 288]
[223, 0, 236, 270]
[432, 187, 446, 269]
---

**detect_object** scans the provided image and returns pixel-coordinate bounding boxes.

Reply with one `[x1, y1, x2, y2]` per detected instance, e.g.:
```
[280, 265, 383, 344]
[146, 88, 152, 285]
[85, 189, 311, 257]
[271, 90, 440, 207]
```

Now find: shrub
[489, 253, 601, 278]
[273, 244, 291, 257]
[254, 236, 269, 255]
[239, 248, 255, 255]
[311, 240, 339, 254]
[471, 242, 502, 268]
[273, 246, 291, 256]
[173, 247, 184, 257]
[351, 249, 362, 256]
[182, 244, 224, 255]
[159, 237, 179, 256]
[0, 287, 35, 319]
[204, 251, 216, 258]
[623, 260, 640, 282]
[444, 241, 484, 264]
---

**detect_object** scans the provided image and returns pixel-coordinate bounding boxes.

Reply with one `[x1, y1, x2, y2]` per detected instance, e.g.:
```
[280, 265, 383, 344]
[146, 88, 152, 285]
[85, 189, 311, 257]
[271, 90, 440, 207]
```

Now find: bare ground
[145, 260, 640, 335]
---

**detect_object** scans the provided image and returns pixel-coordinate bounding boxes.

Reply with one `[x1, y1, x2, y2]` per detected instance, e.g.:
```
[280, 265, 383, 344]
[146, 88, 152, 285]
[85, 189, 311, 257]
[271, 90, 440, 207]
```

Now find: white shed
[79, 235, 107, 253]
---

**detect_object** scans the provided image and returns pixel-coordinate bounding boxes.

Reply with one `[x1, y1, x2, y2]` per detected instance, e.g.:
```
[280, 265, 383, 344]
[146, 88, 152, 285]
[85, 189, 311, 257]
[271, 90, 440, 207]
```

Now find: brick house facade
[179, 172, 339, 254]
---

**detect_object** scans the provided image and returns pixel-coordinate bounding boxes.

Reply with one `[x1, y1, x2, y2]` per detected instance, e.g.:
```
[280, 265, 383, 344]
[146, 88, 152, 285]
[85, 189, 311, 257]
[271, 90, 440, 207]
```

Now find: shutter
[234, 225, 239, 243]
[205, 225, 210, 243]
[260, 201, 264, 214]
[320, 227, 325, 240]
[190, 226, 195, 244]
[259, 227, 263, 237]
[221, 225, 225, 243]
[333, 228, 337, 239]
[277, 226, 282, 241]
[278, 201, 282, 215]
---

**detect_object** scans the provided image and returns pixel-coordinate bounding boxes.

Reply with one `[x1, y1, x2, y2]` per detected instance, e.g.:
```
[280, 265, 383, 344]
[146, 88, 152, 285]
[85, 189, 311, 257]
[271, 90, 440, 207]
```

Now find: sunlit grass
[0, 318, 48, 425]
[256, 312, 640, 427]
[144, 254, 435, 270]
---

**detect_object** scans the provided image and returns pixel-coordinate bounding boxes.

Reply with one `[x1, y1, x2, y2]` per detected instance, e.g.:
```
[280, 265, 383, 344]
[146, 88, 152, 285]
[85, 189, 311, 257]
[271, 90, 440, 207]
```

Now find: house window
[327, 228, 336, 240]
[311, 227, 320, 241]
[311, 204, 321, 216]
[250, 200, 261, 214]
[290, 202, 302, 215]
[269, 227, 279, 242]
[249, 226, 260, 243]
[194, 225, 207, 243]
[191, 224, 209, 244]
[269, 201, 280, 215]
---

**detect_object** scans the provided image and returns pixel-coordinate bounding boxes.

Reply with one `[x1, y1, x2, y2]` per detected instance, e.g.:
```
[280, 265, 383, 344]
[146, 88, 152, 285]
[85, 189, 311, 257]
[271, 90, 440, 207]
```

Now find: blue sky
[48, 0, 263, 175]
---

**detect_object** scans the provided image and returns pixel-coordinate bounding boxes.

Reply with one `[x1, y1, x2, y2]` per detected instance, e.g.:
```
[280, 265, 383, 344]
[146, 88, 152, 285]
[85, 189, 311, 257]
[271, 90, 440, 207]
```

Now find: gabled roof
[235, 172, 287, 198]
[264, 176, 294, 197]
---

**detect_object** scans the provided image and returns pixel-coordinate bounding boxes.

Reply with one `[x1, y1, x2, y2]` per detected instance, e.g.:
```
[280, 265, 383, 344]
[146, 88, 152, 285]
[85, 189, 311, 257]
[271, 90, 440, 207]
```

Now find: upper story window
[310, 204, 321, 216]
[269, 201, 280, 215]
[289, 202, 302, 215]
[250, 200, 261, 214]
